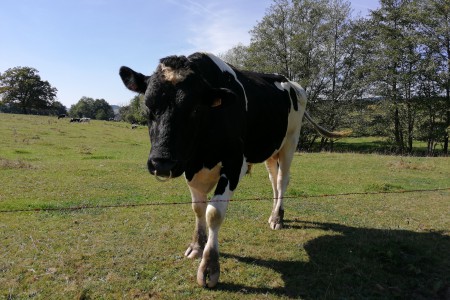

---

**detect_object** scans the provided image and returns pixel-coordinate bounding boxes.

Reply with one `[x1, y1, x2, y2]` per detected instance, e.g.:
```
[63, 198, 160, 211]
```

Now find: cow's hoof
[197, 260, 220, 288]
[270, 221, 283, 230]
[185, 244, 203, 259]
[197, 248, 220, 288]
[269, 209, 284, 230]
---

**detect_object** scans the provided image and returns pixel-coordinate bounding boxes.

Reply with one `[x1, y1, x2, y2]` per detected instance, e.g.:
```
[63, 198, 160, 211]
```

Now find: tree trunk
[394, 106, 404, 154]
[444, 110, 449, 155]
[444, 41, 449, 155]
[407, 102, 414, 154]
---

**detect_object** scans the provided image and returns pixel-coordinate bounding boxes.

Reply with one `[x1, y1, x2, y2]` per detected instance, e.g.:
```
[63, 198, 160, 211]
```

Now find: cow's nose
[148, 158, 176, 177]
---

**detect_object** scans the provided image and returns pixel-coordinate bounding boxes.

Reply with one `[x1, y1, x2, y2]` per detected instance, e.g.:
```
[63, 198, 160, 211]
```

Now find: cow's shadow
[219, 220, 450, 299]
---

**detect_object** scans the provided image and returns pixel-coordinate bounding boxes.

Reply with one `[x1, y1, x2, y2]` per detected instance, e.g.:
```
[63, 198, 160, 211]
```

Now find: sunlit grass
[1, 114, 449, 299]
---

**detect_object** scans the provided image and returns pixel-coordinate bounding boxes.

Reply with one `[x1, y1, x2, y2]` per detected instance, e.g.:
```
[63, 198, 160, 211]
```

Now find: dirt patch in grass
[387, 159, 435, 171]
[0, 157, 35, 170]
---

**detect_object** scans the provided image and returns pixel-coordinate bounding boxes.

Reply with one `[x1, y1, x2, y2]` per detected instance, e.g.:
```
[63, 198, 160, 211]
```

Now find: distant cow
[80, 117, 90, 123]
[70, 118, 81, 123]
[120, 52, 348, 288]
[58, 114, 66, 119]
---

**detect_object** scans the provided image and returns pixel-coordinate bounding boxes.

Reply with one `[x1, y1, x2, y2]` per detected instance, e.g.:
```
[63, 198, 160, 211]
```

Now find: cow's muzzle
[147, 157, 177, 181]
[155, 170, 172, 182]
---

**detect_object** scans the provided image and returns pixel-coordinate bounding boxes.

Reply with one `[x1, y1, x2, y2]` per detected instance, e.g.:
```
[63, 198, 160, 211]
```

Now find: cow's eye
[190, 106, 199, 116]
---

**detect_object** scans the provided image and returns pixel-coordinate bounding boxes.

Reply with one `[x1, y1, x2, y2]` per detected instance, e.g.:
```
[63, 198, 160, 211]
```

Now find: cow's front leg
[185, 164, 222, 259]
[197, 158, 248, 288]
[185, 188, 207, 259]
[197, 191, 232, 288]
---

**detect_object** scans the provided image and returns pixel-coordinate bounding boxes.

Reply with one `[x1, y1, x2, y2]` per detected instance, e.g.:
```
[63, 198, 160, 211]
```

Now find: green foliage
[69, 97, 114, 120]
[119, 95, 148, 125]
[0, 66, 60, 114]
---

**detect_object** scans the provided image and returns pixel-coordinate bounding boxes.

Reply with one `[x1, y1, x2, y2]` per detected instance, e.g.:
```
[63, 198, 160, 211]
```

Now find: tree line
[0, 67, 64, 115]
[222, 0, 449, 155]
[2, 0, 448, 155]
[0, 67, 115, 120]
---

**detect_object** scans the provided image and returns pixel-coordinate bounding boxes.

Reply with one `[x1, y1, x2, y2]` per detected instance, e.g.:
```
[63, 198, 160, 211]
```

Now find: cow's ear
[119, 66, 149, 94]
[209, 88, 237, 108]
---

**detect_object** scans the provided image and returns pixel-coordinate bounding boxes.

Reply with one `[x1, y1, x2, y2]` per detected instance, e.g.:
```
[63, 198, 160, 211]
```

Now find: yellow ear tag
[211, 98, 222, 108]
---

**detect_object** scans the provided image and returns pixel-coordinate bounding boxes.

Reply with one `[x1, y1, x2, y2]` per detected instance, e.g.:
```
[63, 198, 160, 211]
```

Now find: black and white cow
[120, 52, 346, 288]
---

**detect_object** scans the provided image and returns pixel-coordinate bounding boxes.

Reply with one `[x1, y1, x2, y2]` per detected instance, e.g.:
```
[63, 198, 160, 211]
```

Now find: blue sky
[1, 0, 379, 108]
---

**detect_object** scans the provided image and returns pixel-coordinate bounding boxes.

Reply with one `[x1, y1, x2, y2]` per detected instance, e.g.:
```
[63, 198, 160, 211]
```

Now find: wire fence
[1, 187, 448, 214]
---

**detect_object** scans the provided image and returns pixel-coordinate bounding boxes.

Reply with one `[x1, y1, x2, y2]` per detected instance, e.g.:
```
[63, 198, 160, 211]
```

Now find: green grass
[328, 136, 445, 155]
[1, 114, 449, 299]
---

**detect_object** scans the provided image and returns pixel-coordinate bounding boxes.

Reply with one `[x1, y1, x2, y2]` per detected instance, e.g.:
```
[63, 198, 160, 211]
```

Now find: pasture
[1, 113, 449, 299]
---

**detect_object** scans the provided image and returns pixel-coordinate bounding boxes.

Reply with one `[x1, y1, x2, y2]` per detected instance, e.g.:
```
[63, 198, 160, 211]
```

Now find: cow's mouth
[147, 158, 184, 180]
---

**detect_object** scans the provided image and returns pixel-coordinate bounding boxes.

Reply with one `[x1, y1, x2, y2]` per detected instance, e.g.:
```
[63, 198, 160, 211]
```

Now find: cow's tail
[304, 111, 352, 139]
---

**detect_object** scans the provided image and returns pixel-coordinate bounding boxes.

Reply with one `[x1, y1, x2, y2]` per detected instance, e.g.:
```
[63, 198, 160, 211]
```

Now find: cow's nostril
[148, 158, 176, 177]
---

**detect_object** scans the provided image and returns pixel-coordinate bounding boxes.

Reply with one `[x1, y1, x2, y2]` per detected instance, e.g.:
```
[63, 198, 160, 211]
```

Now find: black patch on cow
[235, 70, 291, 163]
[289, 87, 299, 111]
[160, 55, 190, 69]
[214, 176, 229, 195]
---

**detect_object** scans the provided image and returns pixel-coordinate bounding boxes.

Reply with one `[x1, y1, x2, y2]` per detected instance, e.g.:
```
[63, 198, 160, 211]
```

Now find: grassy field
[1, 113, 449, 299]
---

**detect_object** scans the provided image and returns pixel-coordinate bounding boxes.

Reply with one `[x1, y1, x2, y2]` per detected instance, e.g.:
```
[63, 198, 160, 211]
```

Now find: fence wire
[1, 187, 448, 214]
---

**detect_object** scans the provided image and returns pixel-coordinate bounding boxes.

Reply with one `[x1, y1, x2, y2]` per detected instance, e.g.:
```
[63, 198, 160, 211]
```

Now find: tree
[0, 67, 58, 114]
[361, 0, 421, 153]
[50, 101, 68, 115]
[247, 0, 298, 79]
[119, 95, 148, 125]
[220, 43, 250, 69]
[69, 97, 95, 118]
[417, 0, 450, 154]
[69, 97, 114, 120]
[93, 98, 115, 120]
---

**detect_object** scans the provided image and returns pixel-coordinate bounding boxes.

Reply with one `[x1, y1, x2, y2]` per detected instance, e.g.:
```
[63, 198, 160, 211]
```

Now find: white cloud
[166, 0, 257, 54]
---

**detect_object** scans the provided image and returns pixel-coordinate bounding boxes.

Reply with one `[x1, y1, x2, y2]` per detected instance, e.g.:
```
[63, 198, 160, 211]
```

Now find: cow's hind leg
[269, 137, 298, 230]
[265, 156, 279, 225]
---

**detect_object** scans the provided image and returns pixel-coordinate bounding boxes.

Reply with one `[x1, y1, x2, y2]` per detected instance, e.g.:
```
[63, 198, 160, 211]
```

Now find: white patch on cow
[239, 156, 249, 179]
[289, 81, 308, 109]
[160, 64, 193, 85]
[274, 81, 290, 92]
[274, 81, 307, 114]
[187, 163, 222, 195]
[203, 53, 248, 110]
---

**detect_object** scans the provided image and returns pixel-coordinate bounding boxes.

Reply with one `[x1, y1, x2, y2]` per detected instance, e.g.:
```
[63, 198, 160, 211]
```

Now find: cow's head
[120, 55, 236, 179]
